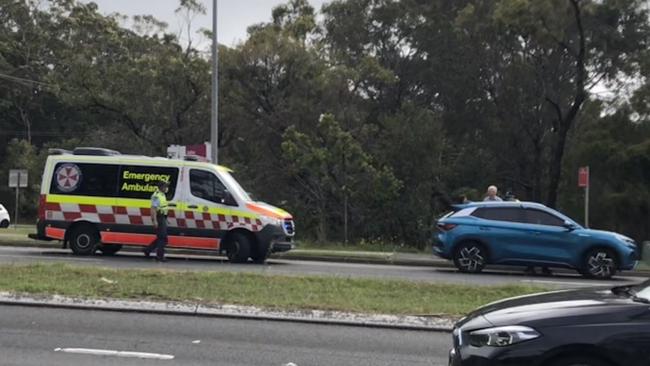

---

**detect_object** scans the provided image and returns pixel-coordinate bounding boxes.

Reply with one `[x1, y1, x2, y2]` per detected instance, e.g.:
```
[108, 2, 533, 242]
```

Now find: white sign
[8, 169, 28, 188]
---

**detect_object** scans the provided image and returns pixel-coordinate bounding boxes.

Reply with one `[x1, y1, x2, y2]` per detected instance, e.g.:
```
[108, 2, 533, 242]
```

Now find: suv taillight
[38, 194, 46, 220]
[437, 223, 457, 232]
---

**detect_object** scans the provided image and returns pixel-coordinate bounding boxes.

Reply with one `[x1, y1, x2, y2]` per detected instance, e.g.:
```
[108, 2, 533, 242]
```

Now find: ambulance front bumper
[256, 224, 295, 253]
[271, 241, 294, 253]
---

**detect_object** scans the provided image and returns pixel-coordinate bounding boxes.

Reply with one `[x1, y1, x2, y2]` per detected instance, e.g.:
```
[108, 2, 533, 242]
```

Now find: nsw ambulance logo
[55, 164, 82, 192]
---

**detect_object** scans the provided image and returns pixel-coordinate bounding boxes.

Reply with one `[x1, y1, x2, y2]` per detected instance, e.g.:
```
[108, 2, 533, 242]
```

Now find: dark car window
[190, 169, 227, 203]
[471, 207, 526, 223]
[525, 209, 564, 227]
[50, 163, 119, 197]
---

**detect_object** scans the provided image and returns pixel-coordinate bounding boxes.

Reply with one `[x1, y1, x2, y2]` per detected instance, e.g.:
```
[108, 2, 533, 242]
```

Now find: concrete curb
[0, 292, 455, 333]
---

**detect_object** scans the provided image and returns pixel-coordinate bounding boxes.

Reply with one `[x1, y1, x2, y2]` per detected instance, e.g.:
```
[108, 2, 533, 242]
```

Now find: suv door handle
[529, 231, 542, 236]
[479, 226, 490, 231]
[187, 205, 198, 209]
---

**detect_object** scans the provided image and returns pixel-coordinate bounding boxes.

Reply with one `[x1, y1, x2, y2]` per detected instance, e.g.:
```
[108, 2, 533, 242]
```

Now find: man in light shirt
[483, 185, 503, 201]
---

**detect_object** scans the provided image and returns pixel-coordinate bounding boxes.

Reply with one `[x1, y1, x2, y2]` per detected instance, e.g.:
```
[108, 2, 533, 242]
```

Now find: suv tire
[453, 242, 487, 273]
[581, 248, 617, 279]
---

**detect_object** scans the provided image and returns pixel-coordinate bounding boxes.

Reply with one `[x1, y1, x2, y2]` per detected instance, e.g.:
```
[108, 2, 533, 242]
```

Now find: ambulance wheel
[226, 232, 251, 263]
[0, 220, 9, 228]
[251, 242, 270, 264]
[69, 225, 99, 255]
[99, 244, 122, 256]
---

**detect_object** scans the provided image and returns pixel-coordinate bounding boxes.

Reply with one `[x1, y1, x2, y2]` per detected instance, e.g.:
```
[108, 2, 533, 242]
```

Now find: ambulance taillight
[38, 194, 46, 220]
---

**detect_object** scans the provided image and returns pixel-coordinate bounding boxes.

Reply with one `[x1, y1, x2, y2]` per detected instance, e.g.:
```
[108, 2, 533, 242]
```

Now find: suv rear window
[471, 207, 526, 223]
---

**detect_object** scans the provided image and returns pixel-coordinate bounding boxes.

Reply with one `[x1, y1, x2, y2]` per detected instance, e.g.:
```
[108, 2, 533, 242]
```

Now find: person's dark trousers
[146, 213, 168, 259]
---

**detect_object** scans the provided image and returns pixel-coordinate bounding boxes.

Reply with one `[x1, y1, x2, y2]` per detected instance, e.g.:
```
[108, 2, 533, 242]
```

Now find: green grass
[0, 225, 33, 235]
[0, 263, 547, 316]
[298, 240, 425, 254]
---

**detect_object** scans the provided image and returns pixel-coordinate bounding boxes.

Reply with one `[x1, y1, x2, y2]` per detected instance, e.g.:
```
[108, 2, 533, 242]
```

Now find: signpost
[578, 166, 590, 228]
[8, 169, 28, 227]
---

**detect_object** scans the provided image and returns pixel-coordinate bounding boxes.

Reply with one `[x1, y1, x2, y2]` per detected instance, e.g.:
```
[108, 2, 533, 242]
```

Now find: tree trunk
[545, 0, 587, 208]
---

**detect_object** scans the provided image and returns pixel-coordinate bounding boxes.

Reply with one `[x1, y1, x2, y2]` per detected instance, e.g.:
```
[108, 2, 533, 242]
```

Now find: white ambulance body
[32, 147, 295, 262]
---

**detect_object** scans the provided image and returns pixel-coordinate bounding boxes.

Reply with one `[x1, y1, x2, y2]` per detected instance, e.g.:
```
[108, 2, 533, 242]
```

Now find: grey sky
[80, 0, 328, 48]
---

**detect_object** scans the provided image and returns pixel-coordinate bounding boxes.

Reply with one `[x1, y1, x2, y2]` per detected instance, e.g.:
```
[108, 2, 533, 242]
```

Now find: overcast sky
[80, 0, 328, 48]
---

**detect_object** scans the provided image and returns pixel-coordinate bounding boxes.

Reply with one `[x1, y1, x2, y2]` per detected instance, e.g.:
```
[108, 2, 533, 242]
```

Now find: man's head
[486, 185, 498, 197]
[157, 181, 170, 193]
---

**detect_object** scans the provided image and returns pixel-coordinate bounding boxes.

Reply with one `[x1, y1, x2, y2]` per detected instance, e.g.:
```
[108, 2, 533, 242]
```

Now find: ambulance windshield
[221, 171, 252, 202]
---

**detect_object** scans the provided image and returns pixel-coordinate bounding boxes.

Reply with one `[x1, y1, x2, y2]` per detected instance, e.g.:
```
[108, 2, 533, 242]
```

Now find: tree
[452, 0, 650, 207]
[282, 114, 401, 242]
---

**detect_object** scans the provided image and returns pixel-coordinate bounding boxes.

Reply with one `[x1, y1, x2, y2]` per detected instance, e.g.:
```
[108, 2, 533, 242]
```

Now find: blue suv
[433, 202, 638, 279]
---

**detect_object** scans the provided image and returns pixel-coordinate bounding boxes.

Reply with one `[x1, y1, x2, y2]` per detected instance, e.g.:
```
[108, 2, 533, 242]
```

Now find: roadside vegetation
[1, 0, 649, 248]
[0, 263, 546, 316]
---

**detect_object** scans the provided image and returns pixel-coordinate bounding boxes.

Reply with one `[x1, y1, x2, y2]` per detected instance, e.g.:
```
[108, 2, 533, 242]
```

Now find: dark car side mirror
[563, 221, 577, 231]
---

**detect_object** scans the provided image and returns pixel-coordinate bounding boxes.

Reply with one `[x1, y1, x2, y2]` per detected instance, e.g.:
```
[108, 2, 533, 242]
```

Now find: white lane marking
[521, 279, 615, 287]
[54, 348, 174, 360]
[283, 363, 298, 366]
[192, 340, 201, 344]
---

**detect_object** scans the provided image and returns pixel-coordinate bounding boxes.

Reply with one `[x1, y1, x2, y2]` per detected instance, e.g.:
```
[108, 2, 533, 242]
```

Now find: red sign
[186, 144, 207, 158]
[578, 166, 590, 188]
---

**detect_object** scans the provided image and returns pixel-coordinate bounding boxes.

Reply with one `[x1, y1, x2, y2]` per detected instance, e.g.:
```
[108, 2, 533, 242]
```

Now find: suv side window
[525, 209, 564, 227]
[190, 169, 227, 204]
[471, 207, 526, 223]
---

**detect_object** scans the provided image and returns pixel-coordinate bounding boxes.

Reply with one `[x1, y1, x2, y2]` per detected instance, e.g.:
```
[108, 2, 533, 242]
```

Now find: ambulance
[31, 147, 295, 263]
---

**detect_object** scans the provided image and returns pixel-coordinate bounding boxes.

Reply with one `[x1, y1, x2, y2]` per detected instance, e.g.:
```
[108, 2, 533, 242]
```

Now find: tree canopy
[1, 0, 649, 245]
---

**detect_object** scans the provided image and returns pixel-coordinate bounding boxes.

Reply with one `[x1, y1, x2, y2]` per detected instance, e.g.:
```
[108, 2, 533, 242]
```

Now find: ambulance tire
[251, 241, 270, 264]
[226, 232, 251, 263]
[99, 244, 123, 256]
[69, 225, 99, 256]
[0, 220, 8, 228]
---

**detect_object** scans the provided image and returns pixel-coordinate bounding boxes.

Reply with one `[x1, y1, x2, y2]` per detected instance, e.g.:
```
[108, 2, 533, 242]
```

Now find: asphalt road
[0, 305, 451, 366]
[0, 246, 646, 289]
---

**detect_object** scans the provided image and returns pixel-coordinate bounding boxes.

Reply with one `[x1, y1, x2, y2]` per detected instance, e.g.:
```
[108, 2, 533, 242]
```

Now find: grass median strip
[0, 263, 547, 316]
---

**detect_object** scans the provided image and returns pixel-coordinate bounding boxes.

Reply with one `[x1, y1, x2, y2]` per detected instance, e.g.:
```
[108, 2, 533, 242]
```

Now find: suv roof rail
[48, 148, 72, 155]
[73, 147, 121, 156]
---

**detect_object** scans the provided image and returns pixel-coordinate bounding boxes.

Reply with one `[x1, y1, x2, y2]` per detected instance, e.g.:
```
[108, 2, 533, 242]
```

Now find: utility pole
[210, 0, 219, 164]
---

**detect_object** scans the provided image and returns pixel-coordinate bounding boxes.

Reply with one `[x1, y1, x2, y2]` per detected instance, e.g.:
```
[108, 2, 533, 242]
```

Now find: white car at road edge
[0, 204, 10, 228]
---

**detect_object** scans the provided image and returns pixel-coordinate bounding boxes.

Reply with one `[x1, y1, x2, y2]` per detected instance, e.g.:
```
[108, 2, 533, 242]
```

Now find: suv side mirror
[563, 221, 577, 231]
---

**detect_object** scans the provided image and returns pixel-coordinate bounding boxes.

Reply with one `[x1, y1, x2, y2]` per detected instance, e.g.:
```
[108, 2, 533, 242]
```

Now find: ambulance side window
[50, 163, 119, 197]
[189, 170, 227, 204]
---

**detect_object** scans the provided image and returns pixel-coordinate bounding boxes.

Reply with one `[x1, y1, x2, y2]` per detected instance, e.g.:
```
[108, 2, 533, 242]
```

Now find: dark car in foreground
[434, 202, 638, 279]
[449, 281, 650, 366]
